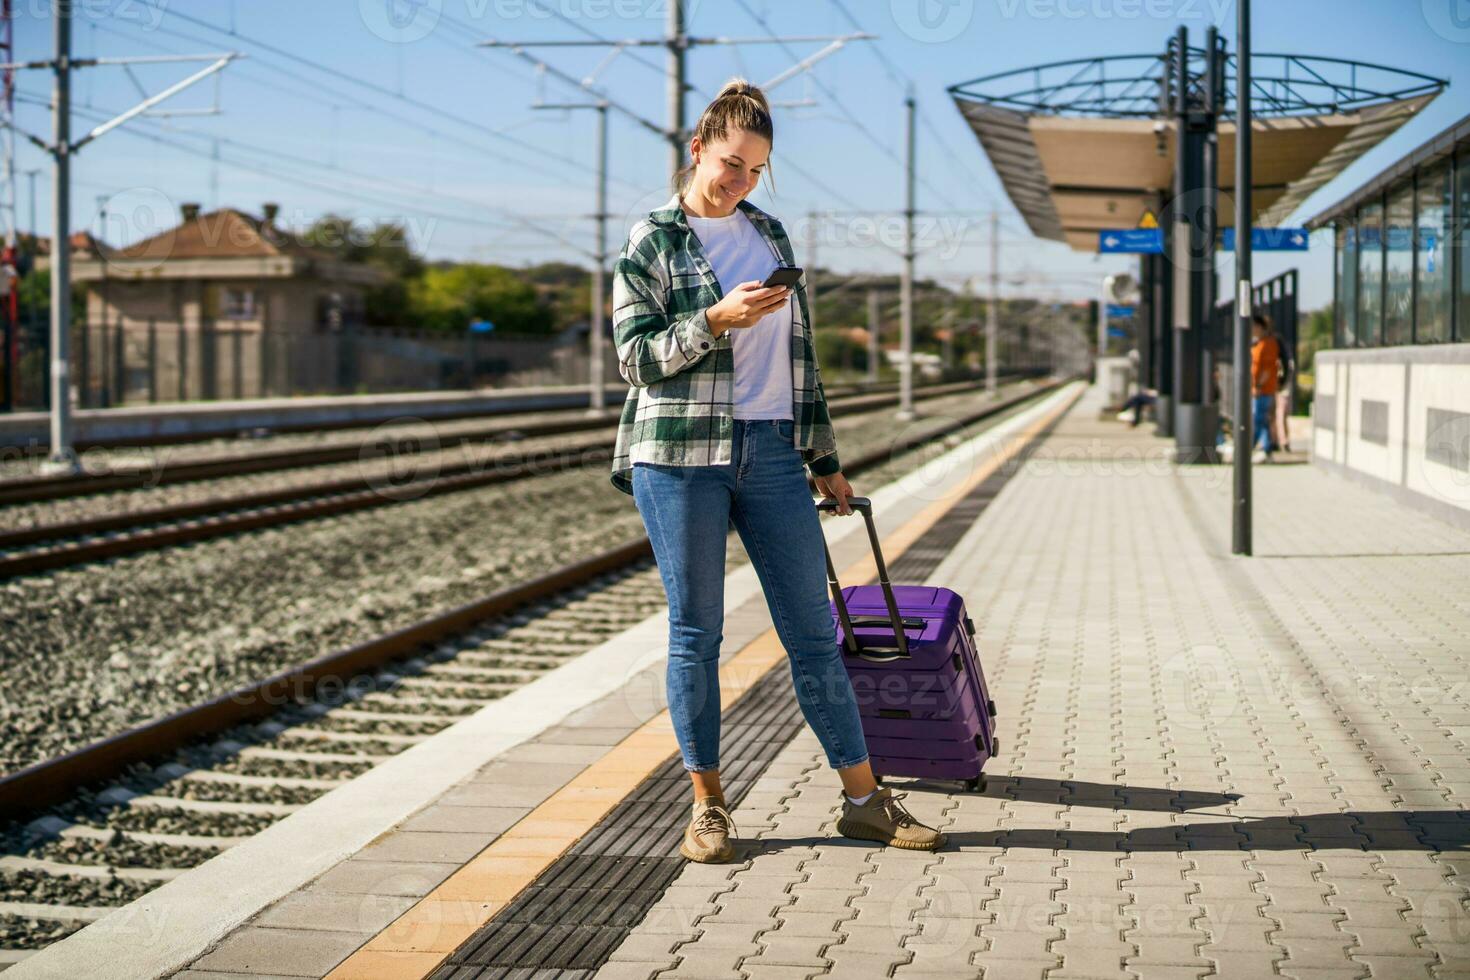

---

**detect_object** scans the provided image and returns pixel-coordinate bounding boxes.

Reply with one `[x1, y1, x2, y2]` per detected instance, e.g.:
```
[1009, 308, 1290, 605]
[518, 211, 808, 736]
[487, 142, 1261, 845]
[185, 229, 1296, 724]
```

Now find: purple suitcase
[817, 497, 997, 792]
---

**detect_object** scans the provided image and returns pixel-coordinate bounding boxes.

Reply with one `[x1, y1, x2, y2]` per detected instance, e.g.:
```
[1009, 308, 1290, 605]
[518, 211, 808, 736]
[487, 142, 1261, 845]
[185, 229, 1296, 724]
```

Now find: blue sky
[8, 0, 1468, 311]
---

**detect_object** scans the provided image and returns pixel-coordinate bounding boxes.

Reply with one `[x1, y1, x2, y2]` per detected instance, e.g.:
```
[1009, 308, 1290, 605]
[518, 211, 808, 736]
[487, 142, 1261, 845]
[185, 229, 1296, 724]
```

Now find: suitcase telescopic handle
[815, 496, 912, 660]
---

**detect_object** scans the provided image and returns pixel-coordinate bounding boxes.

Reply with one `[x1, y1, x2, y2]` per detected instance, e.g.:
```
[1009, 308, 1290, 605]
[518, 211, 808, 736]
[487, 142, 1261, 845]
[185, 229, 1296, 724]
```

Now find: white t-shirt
[685, 209, 794, 421]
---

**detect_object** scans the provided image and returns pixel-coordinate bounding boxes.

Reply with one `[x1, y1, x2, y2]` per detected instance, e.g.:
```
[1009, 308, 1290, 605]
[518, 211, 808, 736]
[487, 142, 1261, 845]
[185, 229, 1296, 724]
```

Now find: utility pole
[895, 86, 916, 422]
[46, 0, 72, 469]
[866, 287, 879, 384]
[1, 0, 15, 414]
[940, 295, 954, 369]
[479, 1, 871, 412]
[590, 102, 608, 417]
[480, 3, 871, 186]
[534, 100, 610, 417]
[667, 0, 686, 177]
[1168, 24, 1222, 465]
[1233, 0, 1253, 555]
[807, 209, 818, 333]
[3, 4, 237, 466]
[986, 209, 998, 397]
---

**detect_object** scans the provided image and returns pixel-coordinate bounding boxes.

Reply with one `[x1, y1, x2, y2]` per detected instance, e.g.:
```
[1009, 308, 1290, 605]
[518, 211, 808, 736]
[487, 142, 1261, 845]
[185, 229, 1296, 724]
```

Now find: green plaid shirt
[608, 192, 841, 496]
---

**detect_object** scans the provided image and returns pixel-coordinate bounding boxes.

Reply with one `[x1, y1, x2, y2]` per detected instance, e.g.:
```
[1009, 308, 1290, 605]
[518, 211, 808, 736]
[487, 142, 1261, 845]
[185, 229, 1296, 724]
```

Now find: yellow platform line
[324, 384, 1080, 980]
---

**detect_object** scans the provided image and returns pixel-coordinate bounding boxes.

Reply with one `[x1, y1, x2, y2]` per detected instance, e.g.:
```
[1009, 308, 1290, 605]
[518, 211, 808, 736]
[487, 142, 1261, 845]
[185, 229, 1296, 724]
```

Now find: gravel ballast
[0, 384, 1039, 776]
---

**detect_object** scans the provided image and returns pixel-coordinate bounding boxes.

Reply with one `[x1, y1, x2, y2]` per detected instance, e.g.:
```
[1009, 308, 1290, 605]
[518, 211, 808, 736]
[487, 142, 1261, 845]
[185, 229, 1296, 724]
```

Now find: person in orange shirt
[1250, 313, 1280, 462]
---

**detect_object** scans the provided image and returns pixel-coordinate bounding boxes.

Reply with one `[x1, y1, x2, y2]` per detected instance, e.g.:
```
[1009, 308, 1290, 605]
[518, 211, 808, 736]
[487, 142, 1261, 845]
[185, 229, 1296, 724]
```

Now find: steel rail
[0, 379, 1064, 820]
[0, 376, 1010, 506]
[0, 379, 1030, 576]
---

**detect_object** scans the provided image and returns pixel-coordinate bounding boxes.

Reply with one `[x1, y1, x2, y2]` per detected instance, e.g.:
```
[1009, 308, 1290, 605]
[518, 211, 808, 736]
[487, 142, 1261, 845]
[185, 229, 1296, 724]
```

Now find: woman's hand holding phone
[707, 280, 791, 337]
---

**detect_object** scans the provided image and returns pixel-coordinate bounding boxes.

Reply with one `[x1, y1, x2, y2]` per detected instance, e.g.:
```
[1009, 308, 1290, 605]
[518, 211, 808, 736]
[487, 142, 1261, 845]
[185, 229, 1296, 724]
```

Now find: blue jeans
[1253, 394, 1274, 451]
[631, 417, 871, 773]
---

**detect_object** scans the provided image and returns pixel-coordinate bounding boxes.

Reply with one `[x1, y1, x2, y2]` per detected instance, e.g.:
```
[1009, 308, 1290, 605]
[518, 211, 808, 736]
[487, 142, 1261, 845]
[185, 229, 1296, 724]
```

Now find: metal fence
[1206, 268, 1299, 421]
[2, 320, 623, 410]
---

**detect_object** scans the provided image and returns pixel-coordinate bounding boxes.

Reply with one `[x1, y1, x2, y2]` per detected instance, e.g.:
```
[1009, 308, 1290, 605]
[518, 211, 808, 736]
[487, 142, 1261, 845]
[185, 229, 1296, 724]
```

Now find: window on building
[1338, 219, 1357, 347]
[222, 288, 256, 320]
[1383, 182, 1414, 345]
[1458, 148, 1470, 342]
[1357, 201, 1383, 346]
[1416, 159, 1452, 344]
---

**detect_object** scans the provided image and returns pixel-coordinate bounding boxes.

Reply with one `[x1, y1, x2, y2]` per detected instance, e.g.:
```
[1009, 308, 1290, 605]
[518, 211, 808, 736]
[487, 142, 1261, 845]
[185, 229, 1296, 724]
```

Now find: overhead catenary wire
[86, 29, 642, 196]
[15, 91, 597, 256]
[129, 7, 638, 192]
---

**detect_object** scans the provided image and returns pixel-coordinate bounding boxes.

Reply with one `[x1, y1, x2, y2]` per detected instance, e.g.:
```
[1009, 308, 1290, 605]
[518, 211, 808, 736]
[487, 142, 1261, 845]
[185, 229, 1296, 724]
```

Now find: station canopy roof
[949, 51, 1444, 252]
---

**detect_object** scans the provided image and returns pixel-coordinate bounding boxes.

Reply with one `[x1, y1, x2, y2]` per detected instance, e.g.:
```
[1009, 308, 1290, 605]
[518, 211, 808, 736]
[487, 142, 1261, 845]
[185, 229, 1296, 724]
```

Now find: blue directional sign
[1223, 227, 1309, 251]
[1106, 304, 1136, 319]
[468, 318, 496, 333]
[1107, 326, 1129, 338]
[1098, 229, 1164, 254]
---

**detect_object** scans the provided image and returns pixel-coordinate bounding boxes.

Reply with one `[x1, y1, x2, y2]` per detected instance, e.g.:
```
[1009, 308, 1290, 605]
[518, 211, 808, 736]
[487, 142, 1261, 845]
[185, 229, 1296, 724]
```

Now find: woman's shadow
[743, 775, 1468, 855]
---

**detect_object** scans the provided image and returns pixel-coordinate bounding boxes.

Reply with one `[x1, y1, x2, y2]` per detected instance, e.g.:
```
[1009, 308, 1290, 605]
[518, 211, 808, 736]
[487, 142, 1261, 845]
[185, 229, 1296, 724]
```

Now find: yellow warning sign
[1137, 210, 1159, 230]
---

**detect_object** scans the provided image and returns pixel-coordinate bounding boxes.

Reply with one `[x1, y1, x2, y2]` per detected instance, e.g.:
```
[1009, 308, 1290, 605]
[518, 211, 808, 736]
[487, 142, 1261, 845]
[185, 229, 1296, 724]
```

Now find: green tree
[1294, 306, 1334, 412]
[303, 214, 426, 326]
[14, 268, 85, 329]
[408, 263, 554, 335]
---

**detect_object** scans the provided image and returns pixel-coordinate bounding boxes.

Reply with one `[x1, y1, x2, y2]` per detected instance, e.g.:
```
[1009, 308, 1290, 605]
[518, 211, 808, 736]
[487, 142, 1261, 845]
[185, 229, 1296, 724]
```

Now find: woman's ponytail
[671, 76, 776, 196]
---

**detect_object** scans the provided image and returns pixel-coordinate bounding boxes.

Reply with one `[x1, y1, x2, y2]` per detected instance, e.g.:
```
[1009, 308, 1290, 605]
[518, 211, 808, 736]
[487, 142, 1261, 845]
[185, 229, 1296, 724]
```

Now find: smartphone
[761, 266, 803, 290]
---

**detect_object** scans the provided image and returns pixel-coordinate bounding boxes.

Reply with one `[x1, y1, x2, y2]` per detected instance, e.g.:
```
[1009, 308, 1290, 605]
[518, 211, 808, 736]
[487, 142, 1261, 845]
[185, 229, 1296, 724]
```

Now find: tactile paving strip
[429, 410, 1066, 979]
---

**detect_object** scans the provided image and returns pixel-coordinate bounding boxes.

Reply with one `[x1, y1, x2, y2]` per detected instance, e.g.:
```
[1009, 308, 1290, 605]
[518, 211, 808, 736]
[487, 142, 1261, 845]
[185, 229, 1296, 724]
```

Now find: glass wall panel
[1416, 160, 1451, 343]
[1358, 201, 1383, 346]
[1338, 220, 1357, 347]
[1383, 182, 1414, 345]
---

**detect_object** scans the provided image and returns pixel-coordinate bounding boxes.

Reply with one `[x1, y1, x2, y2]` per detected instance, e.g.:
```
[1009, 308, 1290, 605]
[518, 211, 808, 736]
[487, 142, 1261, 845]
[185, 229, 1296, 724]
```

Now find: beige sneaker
[836, 787, 946, 850]
[679, 794, 738, 863]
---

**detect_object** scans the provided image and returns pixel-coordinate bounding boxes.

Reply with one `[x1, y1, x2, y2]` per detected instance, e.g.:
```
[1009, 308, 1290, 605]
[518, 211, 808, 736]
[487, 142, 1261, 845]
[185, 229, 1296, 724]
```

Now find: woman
[608, 77, 946, 863]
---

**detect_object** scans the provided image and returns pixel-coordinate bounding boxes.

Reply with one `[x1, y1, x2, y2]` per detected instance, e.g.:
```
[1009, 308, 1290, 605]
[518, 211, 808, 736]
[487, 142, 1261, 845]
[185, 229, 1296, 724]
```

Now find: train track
[0, 380, 1066, 969]
[0, 376, 1010, 506]
[3, 378, 903, 458]
[0, 378, 1026, 578]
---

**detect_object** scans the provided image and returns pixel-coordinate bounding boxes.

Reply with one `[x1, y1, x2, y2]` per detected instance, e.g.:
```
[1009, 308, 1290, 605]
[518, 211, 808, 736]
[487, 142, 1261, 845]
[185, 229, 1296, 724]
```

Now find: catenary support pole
[589, 102, 608, 416]
[667, 0, 685, 180]
[46, 0, 76, 473]
[987, 209, 998, 397]
[896, 87, 916, 421]
[866, 287, 880, 384]
[1233, 0, 1253, 555]
[807, 209, 817, 333]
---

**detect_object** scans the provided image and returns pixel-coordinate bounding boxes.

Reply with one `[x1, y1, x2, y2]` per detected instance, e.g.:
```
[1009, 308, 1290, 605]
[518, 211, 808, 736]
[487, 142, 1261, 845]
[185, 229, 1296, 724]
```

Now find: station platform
[13, 380, 1467, 980]
[0, 385, 600, 452]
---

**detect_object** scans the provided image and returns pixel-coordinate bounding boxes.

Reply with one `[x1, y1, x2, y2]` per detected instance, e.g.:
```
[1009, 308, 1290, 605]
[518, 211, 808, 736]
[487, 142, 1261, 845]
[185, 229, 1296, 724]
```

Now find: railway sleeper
[0, 855, 186, 882]
[0, 901, 114, 925]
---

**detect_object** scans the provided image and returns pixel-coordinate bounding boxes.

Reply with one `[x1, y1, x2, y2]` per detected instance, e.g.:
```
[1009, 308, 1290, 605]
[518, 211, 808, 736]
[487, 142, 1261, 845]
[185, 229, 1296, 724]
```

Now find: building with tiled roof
[66, 202, 391, 401]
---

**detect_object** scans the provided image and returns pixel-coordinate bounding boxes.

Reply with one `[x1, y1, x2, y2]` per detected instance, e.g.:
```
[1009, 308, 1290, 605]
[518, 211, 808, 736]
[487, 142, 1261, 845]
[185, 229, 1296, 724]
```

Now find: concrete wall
[1313, 344, 1470, 529]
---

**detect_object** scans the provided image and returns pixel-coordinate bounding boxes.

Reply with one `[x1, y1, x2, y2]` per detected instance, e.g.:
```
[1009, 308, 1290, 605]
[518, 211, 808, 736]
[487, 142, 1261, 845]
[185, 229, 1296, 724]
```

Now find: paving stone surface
[595, 385, 1469, 980]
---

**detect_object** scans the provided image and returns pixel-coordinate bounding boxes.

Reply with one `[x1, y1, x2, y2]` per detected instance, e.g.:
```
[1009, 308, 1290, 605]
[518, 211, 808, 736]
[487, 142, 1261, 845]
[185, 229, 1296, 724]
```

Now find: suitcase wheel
[987, 698, 997, 718]
[963, 775, 986, 793]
